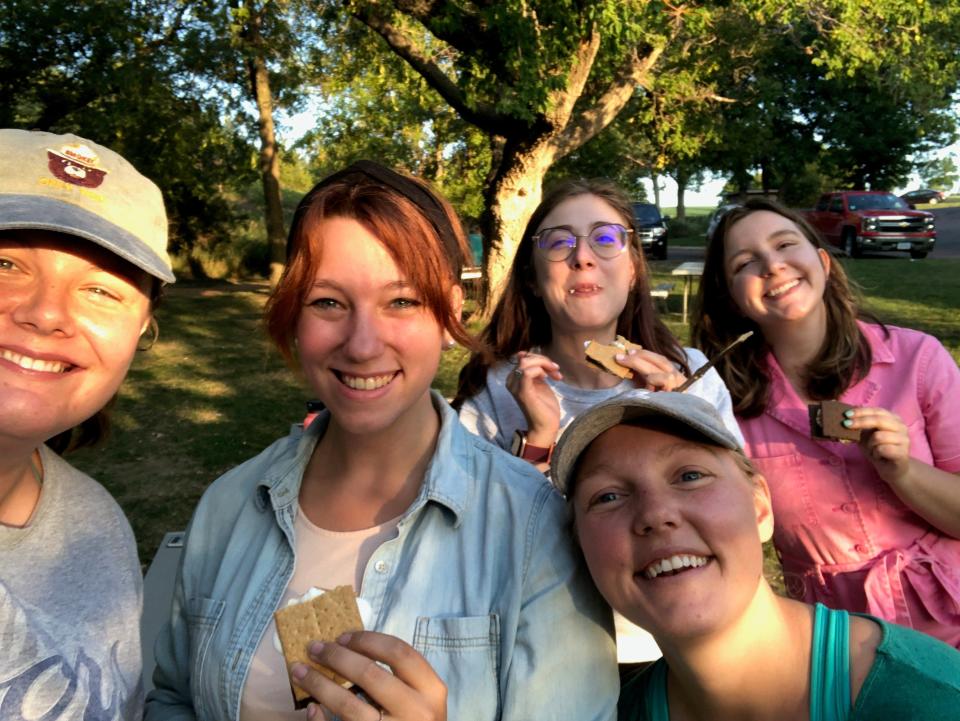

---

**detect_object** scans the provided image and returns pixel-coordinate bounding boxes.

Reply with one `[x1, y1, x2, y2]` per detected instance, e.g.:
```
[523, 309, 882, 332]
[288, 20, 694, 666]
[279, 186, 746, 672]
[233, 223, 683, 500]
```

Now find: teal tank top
[640, 603, 851, 721]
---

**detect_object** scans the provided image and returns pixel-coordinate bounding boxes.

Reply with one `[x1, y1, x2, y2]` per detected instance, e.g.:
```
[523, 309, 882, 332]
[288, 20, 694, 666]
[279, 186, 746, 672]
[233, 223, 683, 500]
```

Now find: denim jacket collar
[254, 390, 469, 527]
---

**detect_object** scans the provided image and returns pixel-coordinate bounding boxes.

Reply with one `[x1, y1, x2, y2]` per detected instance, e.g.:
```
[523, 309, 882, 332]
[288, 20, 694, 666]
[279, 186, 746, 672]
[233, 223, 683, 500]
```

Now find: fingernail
[843, 409, 855, 418]
[615, 353, 625, 361]
[337, 632, 353, 644]
[842, 419, 853, 428]
[291, 663, 308, 679]
[306, 703, 318, 719]
[308, 641, 324, 656]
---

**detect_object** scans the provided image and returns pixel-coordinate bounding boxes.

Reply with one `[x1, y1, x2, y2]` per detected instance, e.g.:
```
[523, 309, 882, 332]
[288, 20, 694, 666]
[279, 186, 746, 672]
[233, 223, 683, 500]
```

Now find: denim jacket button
[374, 560, 389, 574]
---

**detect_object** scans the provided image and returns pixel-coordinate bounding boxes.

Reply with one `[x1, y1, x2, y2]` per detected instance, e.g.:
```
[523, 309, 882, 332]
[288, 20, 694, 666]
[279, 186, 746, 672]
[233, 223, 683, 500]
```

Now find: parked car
[803, 191, 936, 259]
[900, 188, 946, 205]
[631, 202, 668, 259]
[705, 204, 740, 243]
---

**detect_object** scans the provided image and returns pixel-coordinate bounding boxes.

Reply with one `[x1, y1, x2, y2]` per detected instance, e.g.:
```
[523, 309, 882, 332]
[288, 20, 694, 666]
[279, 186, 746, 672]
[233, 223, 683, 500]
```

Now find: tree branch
[545, 30, 601, 128]
[553, 44, 664, 159]
[391, 0, 492, 57]
[350, 4, 523, 136]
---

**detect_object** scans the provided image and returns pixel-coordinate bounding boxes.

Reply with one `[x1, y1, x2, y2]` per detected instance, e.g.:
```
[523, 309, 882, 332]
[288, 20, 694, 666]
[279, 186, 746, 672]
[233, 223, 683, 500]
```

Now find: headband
[292, 160, 464, 271]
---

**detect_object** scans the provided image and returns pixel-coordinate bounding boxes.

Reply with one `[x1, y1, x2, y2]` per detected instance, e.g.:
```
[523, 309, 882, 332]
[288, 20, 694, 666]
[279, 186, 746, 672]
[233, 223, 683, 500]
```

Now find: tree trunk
[675, 168, 688, 221]
[245, 6, 286, 287]
[651, 172, 662, 209]
[478, 141, 556, 312]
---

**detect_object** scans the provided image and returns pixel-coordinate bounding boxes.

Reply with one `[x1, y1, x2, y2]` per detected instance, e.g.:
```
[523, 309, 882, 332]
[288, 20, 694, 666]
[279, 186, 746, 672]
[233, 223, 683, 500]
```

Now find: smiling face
[723, 210, 831, 331]
[295, 216, 450, 437]
[531, 193, 636, 339]
[571, 424, 773, 643]
[0, 230, 152, 447]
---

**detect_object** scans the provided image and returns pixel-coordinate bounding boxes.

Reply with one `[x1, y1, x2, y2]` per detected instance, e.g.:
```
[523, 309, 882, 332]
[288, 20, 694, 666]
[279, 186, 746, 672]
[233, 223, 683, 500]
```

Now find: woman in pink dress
[692, 198, 960, 648]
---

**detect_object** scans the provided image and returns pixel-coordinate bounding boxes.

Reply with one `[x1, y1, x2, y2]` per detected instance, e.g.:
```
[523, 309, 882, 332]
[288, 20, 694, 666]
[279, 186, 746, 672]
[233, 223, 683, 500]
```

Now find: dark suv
[632, 202, 668, 259]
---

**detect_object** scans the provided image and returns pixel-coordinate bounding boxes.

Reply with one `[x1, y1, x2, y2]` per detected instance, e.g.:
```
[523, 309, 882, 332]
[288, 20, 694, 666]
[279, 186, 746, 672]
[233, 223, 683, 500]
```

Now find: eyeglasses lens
[537, 224, 627, 261]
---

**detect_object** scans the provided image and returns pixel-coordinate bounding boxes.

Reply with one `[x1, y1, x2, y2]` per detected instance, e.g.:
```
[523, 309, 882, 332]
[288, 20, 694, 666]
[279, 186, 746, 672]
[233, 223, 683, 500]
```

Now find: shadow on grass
[69, 280, 307, 565]
[68, 279, 485, 566]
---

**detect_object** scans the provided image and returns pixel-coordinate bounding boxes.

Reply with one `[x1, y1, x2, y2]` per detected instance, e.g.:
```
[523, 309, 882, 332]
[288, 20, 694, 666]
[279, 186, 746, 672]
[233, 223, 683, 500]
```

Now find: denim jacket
[145, 393, 617, 721]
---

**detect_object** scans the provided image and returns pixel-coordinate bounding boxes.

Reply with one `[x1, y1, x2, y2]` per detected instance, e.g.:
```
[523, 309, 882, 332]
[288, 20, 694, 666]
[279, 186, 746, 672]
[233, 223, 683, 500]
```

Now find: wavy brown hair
[690, 198, 883, 418]
[453, 178, 688, 408]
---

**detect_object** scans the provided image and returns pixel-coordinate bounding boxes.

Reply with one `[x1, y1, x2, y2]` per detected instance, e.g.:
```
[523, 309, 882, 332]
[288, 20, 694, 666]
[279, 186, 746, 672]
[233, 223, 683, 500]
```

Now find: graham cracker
[585, 335, 644, 379]
[274, 585, 364, 705]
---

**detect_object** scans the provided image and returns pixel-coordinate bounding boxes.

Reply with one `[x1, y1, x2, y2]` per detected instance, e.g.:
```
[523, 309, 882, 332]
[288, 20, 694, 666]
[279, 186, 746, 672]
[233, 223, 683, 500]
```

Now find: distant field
[660, 205, 714, 246]
[913, 195, 960, 209]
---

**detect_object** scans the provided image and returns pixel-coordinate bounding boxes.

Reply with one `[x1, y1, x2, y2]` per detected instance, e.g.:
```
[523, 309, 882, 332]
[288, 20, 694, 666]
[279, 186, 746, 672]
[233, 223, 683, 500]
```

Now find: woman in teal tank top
[549, 392, 960, 721]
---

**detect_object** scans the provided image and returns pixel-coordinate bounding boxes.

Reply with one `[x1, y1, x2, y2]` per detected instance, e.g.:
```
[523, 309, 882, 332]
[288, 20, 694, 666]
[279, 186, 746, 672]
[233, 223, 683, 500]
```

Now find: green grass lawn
[69, 259, 960, 577]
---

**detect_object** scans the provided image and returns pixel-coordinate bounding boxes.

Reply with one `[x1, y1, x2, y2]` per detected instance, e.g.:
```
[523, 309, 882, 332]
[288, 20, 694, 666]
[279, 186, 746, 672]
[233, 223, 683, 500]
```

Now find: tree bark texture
[674, 167, 688, 221]
[245, 4, 287, 287]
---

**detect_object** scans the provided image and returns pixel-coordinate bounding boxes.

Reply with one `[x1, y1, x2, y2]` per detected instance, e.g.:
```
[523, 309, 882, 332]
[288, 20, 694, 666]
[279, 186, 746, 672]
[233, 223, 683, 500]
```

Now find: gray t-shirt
[0, 446, 143, 720]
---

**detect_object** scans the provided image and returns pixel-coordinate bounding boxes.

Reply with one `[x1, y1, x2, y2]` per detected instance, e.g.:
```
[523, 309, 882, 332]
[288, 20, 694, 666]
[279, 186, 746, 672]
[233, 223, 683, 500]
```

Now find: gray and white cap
[550, 391, 742, 496]
[0, 128, 175, 283]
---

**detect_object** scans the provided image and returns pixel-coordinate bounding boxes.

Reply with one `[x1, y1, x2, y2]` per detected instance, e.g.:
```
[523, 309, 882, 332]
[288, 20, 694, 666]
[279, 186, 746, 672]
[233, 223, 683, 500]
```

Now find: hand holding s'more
[273, 585, 364, 707]
[584, 336, 644, 379]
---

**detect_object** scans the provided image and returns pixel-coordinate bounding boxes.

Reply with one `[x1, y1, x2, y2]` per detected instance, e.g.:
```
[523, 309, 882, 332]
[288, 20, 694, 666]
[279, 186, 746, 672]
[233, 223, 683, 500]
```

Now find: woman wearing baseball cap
[553, 392, 960, 721]
[0, 129, 174, 720]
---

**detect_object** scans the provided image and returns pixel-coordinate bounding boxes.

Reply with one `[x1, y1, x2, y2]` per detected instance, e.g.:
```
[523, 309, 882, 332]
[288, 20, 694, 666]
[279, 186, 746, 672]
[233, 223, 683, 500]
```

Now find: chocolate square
[809, 400, 860, 442]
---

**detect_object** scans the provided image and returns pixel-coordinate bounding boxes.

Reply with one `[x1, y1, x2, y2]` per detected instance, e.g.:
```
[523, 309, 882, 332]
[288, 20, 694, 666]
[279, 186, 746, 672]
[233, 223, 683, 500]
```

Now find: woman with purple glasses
[454, 178, 742, 669]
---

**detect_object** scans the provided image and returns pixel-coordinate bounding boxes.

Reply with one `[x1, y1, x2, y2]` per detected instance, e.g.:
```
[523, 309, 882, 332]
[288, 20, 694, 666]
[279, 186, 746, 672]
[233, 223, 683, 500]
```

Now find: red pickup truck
[803, 191, 936, 259]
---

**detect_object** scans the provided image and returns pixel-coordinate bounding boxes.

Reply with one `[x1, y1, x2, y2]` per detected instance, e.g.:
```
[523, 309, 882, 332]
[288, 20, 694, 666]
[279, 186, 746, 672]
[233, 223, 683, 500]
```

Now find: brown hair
[49, 279, 164, 455]
[453, 178, 688, 408]
[691, 198, 883, 418]
[265, 166, 477, 365]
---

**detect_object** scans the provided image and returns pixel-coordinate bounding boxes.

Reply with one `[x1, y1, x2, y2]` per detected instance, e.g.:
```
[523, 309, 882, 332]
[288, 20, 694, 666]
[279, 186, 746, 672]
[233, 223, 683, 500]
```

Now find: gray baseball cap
[0, 129, 175, 283]
[550, 392, 742, 496]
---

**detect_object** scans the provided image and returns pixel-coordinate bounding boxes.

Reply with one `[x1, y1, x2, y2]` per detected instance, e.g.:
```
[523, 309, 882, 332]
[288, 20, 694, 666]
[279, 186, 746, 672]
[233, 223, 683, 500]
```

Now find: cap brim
[0, 194, 175, 283]
[550, 392, 741, 496]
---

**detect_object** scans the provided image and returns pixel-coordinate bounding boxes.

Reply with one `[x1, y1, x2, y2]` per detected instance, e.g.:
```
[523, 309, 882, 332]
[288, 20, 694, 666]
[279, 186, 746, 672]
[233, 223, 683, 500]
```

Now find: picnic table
[670, 261, 704, 323]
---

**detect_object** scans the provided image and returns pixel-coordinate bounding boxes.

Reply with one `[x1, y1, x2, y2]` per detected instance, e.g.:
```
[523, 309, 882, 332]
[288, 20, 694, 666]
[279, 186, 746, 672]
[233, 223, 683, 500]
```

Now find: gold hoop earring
[138, 317, 159, 351]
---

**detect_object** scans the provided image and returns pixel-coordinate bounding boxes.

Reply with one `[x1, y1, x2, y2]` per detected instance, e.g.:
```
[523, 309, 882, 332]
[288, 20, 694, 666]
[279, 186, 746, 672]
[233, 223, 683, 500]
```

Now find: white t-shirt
[238, 506, 400, 721]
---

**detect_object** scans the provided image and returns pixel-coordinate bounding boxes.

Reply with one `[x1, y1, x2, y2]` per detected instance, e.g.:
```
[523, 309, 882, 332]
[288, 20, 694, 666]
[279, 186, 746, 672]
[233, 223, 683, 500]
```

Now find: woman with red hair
[146, 161, 617, 721]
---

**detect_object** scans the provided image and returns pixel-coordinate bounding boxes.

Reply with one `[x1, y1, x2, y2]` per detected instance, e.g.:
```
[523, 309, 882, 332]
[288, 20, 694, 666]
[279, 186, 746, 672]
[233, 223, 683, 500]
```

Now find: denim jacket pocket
[413, 614, 500, 719]
[186, 595, 225, 720]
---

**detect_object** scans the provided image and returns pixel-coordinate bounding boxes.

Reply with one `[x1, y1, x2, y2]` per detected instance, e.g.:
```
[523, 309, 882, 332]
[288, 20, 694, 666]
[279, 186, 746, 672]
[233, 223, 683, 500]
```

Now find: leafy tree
[331, 0, 960, 307]
[917, 156, 959, 192]
[331, 0, 686, 305]
[0, 0, 256, 262]
[704, 2, 960, 196]
[298, 24, 490, 223]
[176, 0, 322, 283]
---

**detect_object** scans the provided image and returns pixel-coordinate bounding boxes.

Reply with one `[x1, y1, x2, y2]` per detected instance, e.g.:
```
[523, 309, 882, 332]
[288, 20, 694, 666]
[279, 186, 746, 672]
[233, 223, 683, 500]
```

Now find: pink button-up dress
[741, 322, 960, 648]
